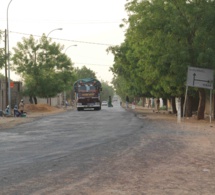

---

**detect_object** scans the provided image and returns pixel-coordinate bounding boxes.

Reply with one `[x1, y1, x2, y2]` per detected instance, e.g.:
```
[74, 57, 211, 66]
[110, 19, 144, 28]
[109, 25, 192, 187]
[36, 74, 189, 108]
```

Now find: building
[0, 80, 22, 111]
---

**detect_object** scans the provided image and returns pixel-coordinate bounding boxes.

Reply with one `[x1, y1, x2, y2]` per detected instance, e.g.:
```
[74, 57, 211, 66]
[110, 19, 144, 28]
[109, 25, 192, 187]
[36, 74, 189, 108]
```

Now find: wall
[0, 80, 22, 110]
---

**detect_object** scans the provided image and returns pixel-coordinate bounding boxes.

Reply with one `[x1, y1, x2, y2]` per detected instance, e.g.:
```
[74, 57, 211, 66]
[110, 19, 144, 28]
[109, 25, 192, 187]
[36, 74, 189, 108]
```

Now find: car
[101, 101, 108, 106]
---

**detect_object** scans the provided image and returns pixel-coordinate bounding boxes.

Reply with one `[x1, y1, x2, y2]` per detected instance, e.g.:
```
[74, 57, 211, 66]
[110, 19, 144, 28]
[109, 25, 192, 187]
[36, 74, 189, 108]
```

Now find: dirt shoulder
[131, 105, 215, 129]
[0, 104, 70, 130]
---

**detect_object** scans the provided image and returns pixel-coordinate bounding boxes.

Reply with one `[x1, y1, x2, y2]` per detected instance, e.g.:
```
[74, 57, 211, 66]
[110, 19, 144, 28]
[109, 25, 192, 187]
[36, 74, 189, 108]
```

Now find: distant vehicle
[73, 78, 102, 111]
[101, 101, 108, 106]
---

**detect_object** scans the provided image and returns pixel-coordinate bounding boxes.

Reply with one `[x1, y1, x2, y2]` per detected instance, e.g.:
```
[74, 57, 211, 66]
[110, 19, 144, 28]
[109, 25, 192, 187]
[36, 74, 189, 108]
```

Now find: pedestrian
[19, 99, 24, 114]
[132, 100, 135, 109]
[65, 100, 68, 109]
[108, 96, 113, 107]
[126, 96, 129, 108]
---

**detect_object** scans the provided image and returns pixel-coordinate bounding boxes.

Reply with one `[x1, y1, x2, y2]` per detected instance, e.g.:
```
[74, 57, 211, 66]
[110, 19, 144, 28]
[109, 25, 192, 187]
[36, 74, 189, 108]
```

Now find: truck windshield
[78, 85, 96, 92]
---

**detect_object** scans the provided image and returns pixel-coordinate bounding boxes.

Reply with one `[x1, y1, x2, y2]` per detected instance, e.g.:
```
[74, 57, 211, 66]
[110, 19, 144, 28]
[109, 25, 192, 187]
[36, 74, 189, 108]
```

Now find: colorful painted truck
[73, 78, 102, 111]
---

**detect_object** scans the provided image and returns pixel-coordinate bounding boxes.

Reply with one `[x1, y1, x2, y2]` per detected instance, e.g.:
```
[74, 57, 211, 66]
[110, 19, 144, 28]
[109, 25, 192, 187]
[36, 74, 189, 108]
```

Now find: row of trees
[0, 32, 114, 104]
[108, 0, 215, 119]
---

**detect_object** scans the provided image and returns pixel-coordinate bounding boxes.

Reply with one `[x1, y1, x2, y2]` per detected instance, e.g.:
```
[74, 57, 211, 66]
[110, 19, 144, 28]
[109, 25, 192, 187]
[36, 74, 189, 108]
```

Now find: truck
[73, 78, 102, 111]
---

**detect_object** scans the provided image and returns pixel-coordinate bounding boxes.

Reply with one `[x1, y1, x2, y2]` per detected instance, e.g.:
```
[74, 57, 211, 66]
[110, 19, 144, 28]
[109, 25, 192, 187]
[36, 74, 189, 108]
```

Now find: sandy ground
[0, 104, 67, 130]
[133, 105, 215, 126]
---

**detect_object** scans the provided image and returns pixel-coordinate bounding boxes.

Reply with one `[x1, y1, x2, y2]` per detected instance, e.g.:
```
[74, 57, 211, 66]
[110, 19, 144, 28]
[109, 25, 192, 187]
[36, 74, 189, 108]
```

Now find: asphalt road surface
[1, 102, 215, 195]
[0, 102, 147, 194]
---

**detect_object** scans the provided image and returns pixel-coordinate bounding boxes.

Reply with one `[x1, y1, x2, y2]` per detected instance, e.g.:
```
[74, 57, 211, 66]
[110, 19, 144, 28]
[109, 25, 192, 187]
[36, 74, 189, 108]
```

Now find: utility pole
[4, 29, 8, 107]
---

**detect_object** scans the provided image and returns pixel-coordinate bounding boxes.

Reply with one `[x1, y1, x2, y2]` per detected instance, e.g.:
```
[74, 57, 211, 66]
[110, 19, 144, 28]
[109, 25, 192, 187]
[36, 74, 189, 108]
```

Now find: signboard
[10, 82, 14, 88]
[80, 92, 96, 97]
[186, 67, 214, 89]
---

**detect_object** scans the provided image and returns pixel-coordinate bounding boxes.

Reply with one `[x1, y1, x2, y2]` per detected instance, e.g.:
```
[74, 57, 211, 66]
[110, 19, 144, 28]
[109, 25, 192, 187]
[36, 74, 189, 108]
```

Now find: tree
[74, 66, 97, 80]
[12, 35, 76, 103]
[0, 30, 5, 69]
[100, 81, 114, 101]
[110, 0, 215, 119]
[108, 41, 149, 102]
[0, 73, 5, 79]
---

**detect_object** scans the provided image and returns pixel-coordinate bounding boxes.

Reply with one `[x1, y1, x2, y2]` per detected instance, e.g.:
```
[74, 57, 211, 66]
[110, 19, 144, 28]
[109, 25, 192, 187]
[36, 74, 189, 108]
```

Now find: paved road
[1, 103, 215, 195]
[0, 102, 145, 194]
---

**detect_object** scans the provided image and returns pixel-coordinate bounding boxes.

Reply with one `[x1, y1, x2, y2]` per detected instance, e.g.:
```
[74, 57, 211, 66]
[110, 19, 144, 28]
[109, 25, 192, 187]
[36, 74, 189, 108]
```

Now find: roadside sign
[10, 82, 14, 88]
[186, 67, 214, 89]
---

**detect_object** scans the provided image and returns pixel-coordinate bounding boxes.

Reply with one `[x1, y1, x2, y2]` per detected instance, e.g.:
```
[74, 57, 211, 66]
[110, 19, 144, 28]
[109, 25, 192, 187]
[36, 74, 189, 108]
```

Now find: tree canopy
[74, 66, 97, 80]
[109, 0, 215, 118]
[12, 34, 76, 99]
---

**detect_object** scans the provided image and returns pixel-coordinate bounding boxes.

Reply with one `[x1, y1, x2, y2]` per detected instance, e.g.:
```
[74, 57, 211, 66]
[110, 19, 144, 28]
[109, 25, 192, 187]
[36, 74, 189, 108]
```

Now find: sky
[0, 0, 128, 83]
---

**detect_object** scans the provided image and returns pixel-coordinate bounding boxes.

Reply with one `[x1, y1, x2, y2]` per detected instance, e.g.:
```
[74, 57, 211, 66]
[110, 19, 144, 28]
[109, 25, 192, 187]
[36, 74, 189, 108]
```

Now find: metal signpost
[184, 67, 214, 123]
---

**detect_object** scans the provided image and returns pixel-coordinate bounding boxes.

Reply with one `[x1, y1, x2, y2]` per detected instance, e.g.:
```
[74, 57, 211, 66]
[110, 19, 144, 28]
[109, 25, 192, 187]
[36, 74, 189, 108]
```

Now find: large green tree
[12, 35, 75, 103]
[110, 0, 215, 119]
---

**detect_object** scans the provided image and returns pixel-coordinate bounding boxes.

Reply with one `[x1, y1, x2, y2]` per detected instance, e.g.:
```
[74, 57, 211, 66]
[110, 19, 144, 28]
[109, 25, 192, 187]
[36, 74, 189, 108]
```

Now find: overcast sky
[0, 0, 128, 83]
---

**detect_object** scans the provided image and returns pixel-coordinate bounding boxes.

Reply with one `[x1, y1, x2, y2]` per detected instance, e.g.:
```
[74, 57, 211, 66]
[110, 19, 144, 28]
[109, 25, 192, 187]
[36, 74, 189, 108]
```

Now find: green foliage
[109, 0, 215, 102]
[0, 30, 5, 69]
[12, 35, 76, 98]
[0, 73, 5, 79]
[74, 66, 97, 80]
[100, 81, 114, 101]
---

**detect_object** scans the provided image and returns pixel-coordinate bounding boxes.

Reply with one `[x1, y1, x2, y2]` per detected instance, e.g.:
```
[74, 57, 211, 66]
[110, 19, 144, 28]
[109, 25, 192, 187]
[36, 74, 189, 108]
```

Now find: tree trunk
[141, 97, 145, 107]
[197, 88, 206, 120]
[29, 96, 33, 104]
[185, 96, 192, 117]
[180, 96, 185, 117]
[171, 97, 177, 114]
[33, 96, 37, 104]
[214, 94, 215, 120]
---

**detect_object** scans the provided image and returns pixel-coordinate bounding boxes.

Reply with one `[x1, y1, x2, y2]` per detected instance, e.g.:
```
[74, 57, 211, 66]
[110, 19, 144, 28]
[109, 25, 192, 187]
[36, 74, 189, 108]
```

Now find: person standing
[108, 96, 113, 107]
[65, 100, 68, 109]
[19, 99, 24, 114]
